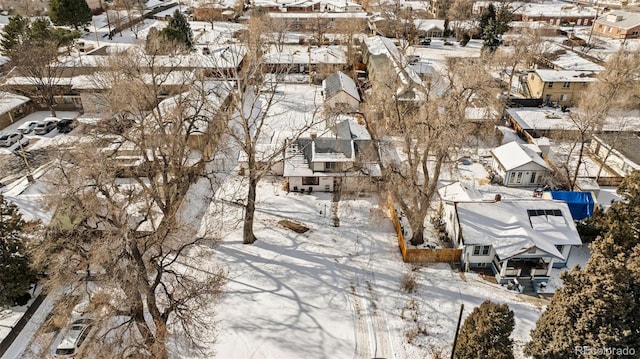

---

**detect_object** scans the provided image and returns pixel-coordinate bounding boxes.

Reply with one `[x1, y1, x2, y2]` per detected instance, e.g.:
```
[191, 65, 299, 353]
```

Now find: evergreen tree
[478, 3, 512, 52]
[49, 0, 93, 30]
[454, 300, 515, 359]
[160, 10, 194, 50]
[0, 15, 30, 53]
[0, 193, 36, 307]
[1, 16, 80, 56]
[525, 171, 640, 358]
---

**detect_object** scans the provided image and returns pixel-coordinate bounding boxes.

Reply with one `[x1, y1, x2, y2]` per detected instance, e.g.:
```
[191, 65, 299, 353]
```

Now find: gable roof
[491, 141, 549, 171]
[456, 199, 582, 261]
[323, 71, 360, 102]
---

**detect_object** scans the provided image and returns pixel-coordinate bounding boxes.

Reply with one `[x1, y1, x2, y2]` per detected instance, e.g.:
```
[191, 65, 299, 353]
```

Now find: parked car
[55, 318, 93, 357]
[57, 118, 77, 134]
[419, 37, 431, 46]
[34, 118, 59, 135]
[0, 132, 23, 147]
[17, 121, 39, 134]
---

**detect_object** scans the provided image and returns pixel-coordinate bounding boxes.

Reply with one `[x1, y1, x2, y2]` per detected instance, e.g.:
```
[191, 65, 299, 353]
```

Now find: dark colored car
[57, 118, 77, 134]
[419, 37, 431, 46]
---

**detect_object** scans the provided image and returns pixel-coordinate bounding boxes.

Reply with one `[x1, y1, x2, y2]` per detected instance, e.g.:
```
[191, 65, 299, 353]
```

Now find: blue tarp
[549, 191, 595, 221]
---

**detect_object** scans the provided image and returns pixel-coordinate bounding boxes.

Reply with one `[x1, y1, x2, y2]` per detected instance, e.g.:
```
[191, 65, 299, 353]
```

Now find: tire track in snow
[350, 233, 394, 359]
[349, 283, 372, 359]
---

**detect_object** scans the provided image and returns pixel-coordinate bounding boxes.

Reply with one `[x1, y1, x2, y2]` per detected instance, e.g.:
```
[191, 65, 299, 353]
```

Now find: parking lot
[0, 111, 80, 185]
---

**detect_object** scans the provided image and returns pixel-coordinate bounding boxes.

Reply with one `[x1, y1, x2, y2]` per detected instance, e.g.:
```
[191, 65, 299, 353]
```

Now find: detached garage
[491, 141, 549, 187]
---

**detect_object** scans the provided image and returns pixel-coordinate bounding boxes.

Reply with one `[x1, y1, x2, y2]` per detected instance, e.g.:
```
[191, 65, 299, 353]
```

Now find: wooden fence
[388, 195, 462, 264]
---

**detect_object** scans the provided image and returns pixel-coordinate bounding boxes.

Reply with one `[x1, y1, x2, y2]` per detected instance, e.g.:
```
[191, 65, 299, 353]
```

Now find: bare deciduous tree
[365, 56, 499, 245]
[31, 48, 227, 358]
[213, 16, 323, 244]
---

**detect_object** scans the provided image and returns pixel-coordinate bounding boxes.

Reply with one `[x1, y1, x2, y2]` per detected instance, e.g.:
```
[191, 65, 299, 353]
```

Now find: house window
[516, 171, 523, 184]
[473, 245, 490, 256]
[530, 172, 537, 184]
[598, 24, 603, 30]
[302, 177, 319, 185]
[560, 94, 569, 102]
[325, 162, 336, 170]
[562, 82, 570, 88]
[632, 31, 639, 37]
[548, 82, 554, 88]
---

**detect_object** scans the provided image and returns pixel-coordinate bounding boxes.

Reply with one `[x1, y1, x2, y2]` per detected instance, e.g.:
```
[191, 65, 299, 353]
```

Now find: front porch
[491, 256, 554, 285]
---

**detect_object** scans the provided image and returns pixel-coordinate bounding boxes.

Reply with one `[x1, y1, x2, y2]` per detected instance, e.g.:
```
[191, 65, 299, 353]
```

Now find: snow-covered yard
[199, 177, 544, 359]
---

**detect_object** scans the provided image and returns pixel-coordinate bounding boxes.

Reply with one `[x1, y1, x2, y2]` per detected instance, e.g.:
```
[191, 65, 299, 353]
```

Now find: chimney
[494, 194, 502, 202]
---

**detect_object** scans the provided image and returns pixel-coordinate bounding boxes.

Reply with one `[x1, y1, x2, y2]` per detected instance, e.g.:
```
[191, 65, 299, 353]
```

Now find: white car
[55, 318, 93, 357]
[17, 121, 39, 134]
[0, 132, 23, 147]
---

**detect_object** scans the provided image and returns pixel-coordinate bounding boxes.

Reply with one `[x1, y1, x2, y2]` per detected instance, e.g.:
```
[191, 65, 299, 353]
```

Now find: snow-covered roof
[491, 141, 549, 171]
[263, 45, 346, 65]
[595, 11, 640, 30]
[543, 45, 604, 71]
[474, 1, 596, 18]
[266, 11, 368, 18]
[507, 107, 640, 132]
[438, 181, 482, 202]
[60, 45, 245, 70]
[0, 92, 30, 115]
[71, 71, 196, 90]
[322, 71, 360, 102]
[457, 199, 582, 260]
[534, 69, 597, 83]
[364, 36, 424, 97]
[518, 2, 596, 18]
[414, 19, 445, 32]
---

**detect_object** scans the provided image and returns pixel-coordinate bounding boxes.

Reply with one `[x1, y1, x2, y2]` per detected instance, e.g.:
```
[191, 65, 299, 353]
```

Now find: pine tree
[160, 10, 194, 50]
[0, 15, 30, 54]
[0, 193, 36, 307]
[454, 300, 515, 359]
[478, 3, 512, 52]
[49, 0, 92, 30]
[525, 171, 640, 358]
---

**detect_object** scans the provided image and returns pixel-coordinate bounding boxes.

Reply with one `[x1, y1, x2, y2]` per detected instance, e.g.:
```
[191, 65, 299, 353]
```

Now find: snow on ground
[407, 39, 483, 74]
[198, 176, 542, 359]
[541, 244, 591, 294]
[547, 140, 618, 179]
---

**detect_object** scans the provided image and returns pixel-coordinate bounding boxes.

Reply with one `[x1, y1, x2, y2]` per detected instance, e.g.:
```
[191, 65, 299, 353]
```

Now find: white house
[322, 71, 360, 112]
[283, 117, 380, 192]
[491, 141, 549, 187]
[446, 198, 582, 287]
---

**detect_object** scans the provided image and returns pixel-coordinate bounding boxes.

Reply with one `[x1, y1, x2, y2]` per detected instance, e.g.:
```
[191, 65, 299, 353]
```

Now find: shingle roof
[323, 71, 360, 102]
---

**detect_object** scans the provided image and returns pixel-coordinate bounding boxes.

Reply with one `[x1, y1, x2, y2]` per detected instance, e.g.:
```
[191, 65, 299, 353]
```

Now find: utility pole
[450, 303, 464, 359]
[587, 0, 600, 48]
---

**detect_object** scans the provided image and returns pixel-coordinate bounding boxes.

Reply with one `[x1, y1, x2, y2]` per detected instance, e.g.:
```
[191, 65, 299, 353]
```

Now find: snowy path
[350, 235, 394, 359]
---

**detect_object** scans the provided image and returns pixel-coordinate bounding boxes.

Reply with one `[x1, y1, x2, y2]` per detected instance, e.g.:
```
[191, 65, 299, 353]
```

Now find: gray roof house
[322, 71, 361, 112]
